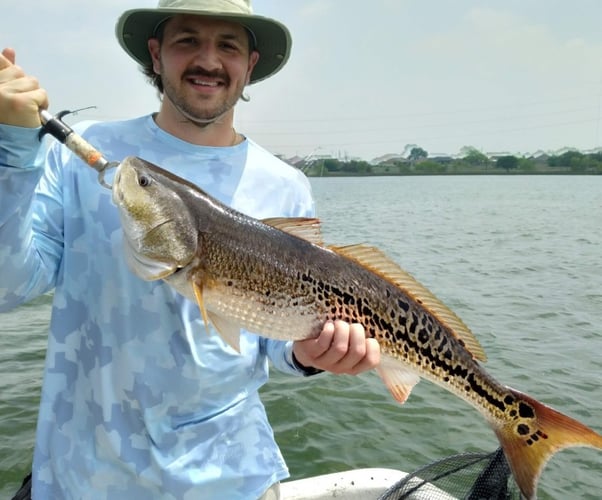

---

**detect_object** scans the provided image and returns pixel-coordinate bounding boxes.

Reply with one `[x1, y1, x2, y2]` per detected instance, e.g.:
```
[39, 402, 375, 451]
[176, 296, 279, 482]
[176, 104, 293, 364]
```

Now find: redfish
[111, 156, 602, 499]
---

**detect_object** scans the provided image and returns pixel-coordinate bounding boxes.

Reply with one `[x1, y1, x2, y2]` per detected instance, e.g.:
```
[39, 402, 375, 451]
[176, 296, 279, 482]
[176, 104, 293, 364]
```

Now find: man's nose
[192, 43, 222, 71]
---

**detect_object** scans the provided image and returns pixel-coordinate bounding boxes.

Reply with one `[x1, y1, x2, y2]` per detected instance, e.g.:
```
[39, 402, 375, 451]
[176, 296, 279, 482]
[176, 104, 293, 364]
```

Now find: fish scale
[112, 155, 602, 499]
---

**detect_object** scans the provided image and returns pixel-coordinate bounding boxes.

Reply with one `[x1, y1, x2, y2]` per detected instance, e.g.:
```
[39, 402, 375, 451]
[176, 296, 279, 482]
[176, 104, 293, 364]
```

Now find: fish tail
[493, 387, 602, 500]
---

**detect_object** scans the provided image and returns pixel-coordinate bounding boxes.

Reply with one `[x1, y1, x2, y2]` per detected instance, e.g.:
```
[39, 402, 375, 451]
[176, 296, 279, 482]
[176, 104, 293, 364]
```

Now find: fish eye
[138, 174, 152, 187]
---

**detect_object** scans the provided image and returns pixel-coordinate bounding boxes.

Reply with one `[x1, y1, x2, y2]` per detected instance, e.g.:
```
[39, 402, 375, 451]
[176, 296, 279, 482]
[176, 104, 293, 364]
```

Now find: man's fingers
[0, 48, 47, 127]
[1, 48, 16, 66]
[321, 321, 363, 367]
[345, 338, 381, 375]
[293, 320, 382, 375]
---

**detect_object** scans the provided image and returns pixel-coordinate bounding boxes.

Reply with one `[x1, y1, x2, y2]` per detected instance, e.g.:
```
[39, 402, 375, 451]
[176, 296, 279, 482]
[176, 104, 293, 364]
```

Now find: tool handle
[39, 109, 111, 173]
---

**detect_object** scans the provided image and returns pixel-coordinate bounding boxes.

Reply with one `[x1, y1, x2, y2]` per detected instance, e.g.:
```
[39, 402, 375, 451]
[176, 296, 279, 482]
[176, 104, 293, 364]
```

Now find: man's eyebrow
[171, 26, 245, 42]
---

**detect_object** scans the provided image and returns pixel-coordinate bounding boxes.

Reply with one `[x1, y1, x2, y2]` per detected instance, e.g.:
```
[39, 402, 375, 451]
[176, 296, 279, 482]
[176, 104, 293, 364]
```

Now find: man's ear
[148, 39, 161, 74]
[246, 51, 260, 85]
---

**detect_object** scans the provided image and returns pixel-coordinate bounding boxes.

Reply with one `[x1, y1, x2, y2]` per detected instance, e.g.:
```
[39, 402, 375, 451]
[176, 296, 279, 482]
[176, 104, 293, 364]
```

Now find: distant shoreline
[296, 150, 602, 177]
[306, 171, 601, 177]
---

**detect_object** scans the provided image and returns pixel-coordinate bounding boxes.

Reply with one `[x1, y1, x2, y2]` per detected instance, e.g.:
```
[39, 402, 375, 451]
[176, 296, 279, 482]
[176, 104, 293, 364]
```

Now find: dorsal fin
[329, 243, 487, 362]
[262, 217, 324, 246]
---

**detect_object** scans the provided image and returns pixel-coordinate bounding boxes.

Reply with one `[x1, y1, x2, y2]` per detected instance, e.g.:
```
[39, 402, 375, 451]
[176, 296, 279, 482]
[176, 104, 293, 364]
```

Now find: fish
[111, 155, 602, 499]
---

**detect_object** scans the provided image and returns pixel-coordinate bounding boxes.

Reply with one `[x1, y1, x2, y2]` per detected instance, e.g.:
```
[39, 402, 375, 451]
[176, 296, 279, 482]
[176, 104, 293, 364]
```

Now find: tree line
[301, 147, 602, 176]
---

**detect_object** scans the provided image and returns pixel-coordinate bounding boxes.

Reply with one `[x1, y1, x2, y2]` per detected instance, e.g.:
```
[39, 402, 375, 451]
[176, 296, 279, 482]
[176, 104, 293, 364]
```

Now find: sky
[3, 0, 602, 161]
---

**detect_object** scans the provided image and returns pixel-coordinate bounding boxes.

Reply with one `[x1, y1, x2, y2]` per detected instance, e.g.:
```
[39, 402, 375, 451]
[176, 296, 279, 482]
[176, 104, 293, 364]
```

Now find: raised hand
[0, 48, 48, 127]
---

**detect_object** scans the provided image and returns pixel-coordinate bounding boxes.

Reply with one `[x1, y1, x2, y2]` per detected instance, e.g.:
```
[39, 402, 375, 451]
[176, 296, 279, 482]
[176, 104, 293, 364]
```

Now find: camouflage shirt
[0, 115, 315, 499]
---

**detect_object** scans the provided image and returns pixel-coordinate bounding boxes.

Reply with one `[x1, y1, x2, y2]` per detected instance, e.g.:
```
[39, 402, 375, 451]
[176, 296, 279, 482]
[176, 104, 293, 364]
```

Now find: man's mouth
[190, 79, 220, 87]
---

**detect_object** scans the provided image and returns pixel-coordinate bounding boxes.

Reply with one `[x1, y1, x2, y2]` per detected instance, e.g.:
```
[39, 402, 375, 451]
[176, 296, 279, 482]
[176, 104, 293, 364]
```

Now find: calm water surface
[1, 176, 601, 498]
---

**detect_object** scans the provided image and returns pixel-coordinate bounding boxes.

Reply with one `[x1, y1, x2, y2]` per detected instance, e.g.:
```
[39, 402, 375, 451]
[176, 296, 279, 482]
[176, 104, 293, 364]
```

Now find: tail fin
[493, 388, 602, 500]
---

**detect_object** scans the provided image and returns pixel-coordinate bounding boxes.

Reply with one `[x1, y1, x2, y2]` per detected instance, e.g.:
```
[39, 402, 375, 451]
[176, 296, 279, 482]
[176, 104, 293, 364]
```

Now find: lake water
[1, 175, 601, 499]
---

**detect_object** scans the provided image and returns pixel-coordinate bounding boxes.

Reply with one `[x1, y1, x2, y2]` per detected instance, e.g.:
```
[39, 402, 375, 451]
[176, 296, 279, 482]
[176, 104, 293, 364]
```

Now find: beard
[160, 65, 246, 127]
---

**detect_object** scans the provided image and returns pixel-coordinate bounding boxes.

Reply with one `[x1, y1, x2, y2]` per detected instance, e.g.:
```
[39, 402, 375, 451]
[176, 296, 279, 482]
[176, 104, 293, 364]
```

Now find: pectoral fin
[376, 354, 421, 404]
[192, 282, 211, 333]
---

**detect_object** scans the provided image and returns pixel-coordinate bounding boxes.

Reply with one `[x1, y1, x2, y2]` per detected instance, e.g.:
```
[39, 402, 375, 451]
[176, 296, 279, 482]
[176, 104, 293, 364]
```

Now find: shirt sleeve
[262, 338, 324, 377]
[0, 124, 64, 311]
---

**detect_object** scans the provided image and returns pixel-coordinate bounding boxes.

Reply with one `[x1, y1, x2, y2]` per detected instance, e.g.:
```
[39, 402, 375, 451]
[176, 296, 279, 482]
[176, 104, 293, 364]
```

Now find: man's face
[148, 15, 259, 126]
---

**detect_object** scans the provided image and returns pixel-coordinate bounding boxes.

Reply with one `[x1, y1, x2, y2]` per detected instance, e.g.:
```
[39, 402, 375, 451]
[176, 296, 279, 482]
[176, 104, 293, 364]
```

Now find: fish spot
[394, 329, 406, 341]
[397, 299, 409, 313]
[342, 292, 355, 306]
[504, 395, 514, 405]
[417, 329, 429, 345]
[409, 314, 419, 336]
[517, 424, 530, 436]
[518, 402, 535, 419]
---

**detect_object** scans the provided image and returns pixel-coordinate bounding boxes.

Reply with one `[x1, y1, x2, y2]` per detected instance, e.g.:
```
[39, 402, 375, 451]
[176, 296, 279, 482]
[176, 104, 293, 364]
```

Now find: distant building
[371, 153, 405, 165]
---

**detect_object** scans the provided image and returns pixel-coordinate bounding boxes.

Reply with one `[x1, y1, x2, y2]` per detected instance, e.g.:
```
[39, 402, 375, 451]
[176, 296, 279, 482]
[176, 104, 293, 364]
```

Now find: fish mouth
[111, 167, 124, 205]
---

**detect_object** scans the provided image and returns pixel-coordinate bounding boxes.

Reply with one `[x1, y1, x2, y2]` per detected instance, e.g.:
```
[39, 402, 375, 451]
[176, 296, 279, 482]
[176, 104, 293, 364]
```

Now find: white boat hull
[280, 468, 458, 499]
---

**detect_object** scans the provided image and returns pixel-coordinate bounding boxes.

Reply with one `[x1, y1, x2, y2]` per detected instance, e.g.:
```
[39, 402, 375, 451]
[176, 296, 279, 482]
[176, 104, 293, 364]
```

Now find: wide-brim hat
[116, 0, 292, 84]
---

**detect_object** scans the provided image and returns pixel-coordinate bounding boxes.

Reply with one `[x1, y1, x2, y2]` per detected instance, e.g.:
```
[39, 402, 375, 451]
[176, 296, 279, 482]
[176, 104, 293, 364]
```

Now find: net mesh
[378, 448, 521, 500]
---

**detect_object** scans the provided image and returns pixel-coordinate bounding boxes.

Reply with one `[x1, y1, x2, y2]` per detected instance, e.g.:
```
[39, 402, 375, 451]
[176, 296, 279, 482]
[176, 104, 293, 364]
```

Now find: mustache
[182, 67, 230, 83]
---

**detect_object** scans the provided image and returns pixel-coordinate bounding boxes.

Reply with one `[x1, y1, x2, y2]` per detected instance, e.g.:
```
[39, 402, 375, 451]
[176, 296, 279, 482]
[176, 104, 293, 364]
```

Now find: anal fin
[376, 354, 420, 404]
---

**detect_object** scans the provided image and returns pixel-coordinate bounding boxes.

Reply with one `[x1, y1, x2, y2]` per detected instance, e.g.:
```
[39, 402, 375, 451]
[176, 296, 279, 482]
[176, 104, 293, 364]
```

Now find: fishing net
[378, 447, 521, 500]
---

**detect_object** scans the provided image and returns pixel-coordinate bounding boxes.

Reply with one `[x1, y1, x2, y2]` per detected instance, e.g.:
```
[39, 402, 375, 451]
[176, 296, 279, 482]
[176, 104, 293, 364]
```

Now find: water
[1, 176, 601, 498]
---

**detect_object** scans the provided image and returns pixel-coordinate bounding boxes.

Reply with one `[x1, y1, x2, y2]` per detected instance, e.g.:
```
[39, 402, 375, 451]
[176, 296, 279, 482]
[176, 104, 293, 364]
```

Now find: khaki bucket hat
[116, 0, 292, 84]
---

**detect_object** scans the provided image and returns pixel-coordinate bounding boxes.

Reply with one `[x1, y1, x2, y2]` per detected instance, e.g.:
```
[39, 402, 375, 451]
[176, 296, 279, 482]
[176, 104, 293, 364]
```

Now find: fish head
[112, 156, 198, 281]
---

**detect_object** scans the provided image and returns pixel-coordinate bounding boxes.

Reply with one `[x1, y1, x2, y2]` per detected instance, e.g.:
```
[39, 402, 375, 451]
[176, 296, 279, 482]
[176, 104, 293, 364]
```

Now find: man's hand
[293, 320, 380, 375]
[0, 48, 48, 128]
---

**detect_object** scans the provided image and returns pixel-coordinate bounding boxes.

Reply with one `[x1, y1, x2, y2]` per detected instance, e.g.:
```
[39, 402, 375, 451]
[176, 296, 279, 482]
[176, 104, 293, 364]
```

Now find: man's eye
[220, 42, 238, 51]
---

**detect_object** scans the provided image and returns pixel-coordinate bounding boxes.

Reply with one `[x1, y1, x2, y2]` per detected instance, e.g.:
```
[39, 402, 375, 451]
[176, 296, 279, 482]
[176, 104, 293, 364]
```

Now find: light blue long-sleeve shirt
[0, 115, 315, 499]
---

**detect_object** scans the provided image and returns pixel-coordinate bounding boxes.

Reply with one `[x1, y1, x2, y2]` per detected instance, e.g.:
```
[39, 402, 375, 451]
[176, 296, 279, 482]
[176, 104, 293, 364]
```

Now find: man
[0, 1, 380, 499]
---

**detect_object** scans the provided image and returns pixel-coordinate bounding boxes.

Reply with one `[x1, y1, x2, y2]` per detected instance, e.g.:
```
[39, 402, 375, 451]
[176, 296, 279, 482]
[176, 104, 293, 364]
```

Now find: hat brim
[116, 8, 291, 84]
